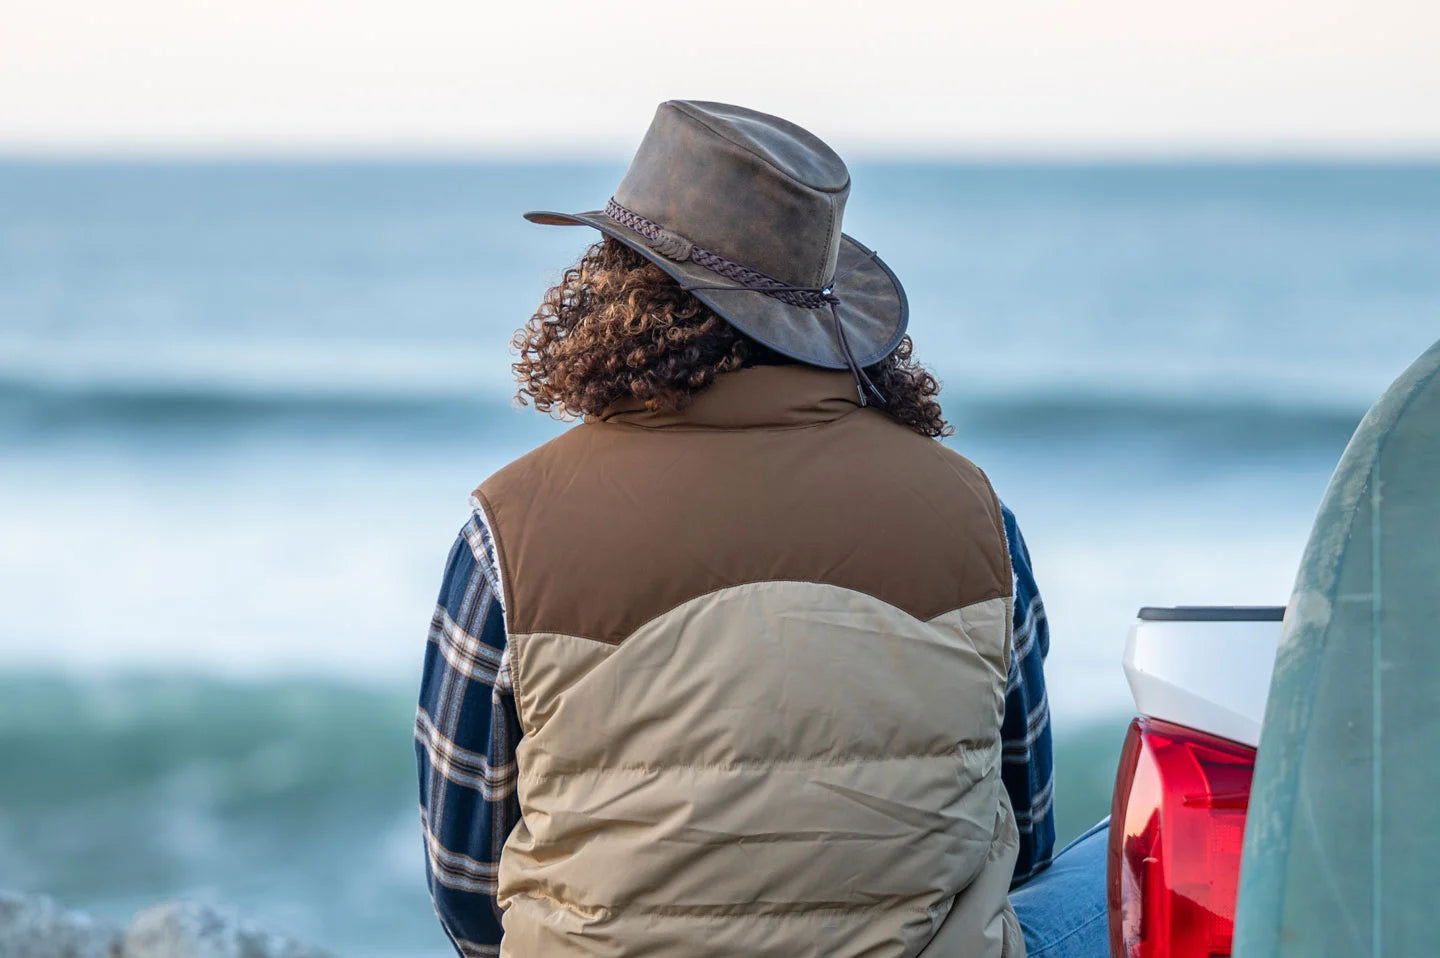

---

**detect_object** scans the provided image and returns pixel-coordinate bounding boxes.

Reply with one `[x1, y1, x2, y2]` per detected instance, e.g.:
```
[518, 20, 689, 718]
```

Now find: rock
[120, 901, 334, 958]
[0, 891, 121, 958]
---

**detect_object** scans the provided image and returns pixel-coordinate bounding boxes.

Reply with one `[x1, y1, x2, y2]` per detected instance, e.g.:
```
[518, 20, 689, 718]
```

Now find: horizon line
[4, 144, 1440, 166]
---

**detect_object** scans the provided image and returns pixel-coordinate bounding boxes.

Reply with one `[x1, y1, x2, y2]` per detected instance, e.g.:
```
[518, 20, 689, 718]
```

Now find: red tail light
[1107, 717, 1256, 958]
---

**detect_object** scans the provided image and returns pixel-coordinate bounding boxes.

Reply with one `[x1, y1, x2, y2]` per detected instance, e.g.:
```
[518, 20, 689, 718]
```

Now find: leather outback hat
[524, 100, 908, 404]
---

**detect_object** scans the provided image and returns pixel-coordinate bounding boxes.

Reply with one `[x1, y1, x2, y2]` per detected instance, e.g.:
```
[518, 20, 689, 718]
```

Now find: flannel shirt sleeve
[1000, 503, 1056, 886]
[416, 511, 522, 957]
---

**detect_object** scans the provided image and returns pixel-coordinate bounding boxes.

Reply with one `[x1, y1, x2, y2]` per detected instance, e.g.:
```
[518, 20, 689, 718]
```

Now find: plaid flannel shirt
[415, 501, 1055, 954]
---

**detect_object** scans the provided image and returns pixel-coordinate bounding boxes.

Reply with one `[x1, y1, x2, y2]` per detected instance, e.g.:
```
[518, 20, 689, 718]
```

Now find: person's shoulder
[927, 437, 988, 480]
[849, 413, 1005, 535]
[855, 409, 980, 466]
[903, 427, 998, 505]
[470, 421, 602, 509]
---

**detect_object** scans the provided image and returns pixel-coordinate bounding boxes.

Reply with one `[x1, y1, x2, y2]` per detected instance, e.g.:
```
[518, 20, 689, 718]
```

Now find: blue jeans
[1010, 818, 1110, 957]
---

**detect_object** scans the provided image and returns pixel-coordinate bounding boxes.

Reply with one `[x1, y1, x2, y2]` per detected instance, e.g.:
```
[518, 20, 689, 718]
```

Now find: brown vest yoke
[475, 365, 1011, 643]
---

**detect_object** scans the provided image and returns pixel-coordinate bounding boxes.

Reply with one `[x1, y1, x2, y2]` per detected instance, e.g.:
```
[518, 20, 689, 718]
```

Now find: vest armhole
[468, 491, 509, 617]
[970, 466, 1015, 681]
[470, 488, 537, 738]
[470, 489, 513, 619]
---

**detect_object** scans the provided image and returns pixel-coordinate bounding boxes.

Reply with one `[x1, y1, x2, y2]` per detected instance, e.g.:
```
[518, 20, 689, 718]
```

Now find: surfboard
[1234, 339, 1440, 956]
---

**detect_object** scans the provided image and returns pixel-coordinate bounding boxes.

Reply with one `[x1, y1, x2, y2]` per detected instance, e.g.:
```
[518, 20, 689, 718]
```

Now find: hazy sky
[3, 0, 1438, 156]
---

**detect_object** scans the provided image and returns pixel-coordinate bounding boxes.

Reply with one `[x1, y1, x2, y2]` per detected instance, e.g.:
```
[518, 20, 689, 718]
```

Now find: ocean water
[1, 160, 1437, 954]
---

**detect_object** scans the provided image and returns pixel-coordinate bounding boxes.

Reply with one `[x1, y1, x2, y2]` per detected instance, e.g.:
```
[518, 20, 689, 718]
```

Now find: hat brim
[524, 209, 908, 370]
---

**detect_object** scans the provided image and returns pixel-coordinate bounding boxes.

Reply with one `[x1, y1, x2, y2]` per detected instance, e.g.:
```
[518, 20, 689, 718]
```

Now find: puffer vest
[474, 364, 1023, 957]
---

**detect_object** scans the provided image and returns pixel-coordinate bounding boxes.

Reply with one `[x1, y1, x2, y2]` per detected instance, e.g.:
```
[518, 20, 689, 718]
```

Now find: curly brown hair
[512, 237, 952, 438]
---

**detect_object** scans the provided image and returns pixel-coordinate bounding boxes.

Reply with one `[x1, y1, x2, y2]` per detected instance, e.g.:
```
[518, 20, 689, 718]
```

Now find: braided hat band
[605, 198, 886, 406]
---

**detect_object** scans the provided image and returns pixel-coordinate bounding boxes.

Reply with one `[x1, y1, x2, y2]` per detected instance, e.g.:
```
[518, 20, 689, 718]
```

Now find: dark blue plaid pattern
[1000, 503, 1056, 884]
[415, 512, 519, 957]
[416, 504, 1055, 952]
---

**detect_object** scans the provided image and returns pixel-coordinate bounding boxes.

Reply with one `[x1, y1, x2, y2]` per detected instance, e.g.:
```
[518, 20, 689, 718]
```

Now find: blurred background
[1, 1, 1437, 954]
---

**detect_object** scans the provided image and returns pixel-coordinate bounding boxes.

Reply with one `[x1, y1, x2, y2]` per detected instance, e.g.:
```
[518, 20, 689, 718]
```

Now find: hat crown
[666, 101, 849, 193]
[612, 101, 850, 288]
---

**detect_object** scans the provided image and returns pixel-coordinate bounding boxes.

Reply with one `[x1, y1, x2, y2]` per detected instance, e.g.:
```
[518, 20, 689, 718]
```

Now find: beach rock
[0, 891, 120, 957]
[120, 901, 333, 958]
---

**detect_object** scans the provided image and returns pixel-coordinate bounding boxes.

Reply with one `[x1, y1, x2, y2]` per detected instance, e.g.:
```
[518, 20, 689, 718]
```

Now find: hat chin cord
[820, 286, 887, 407]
